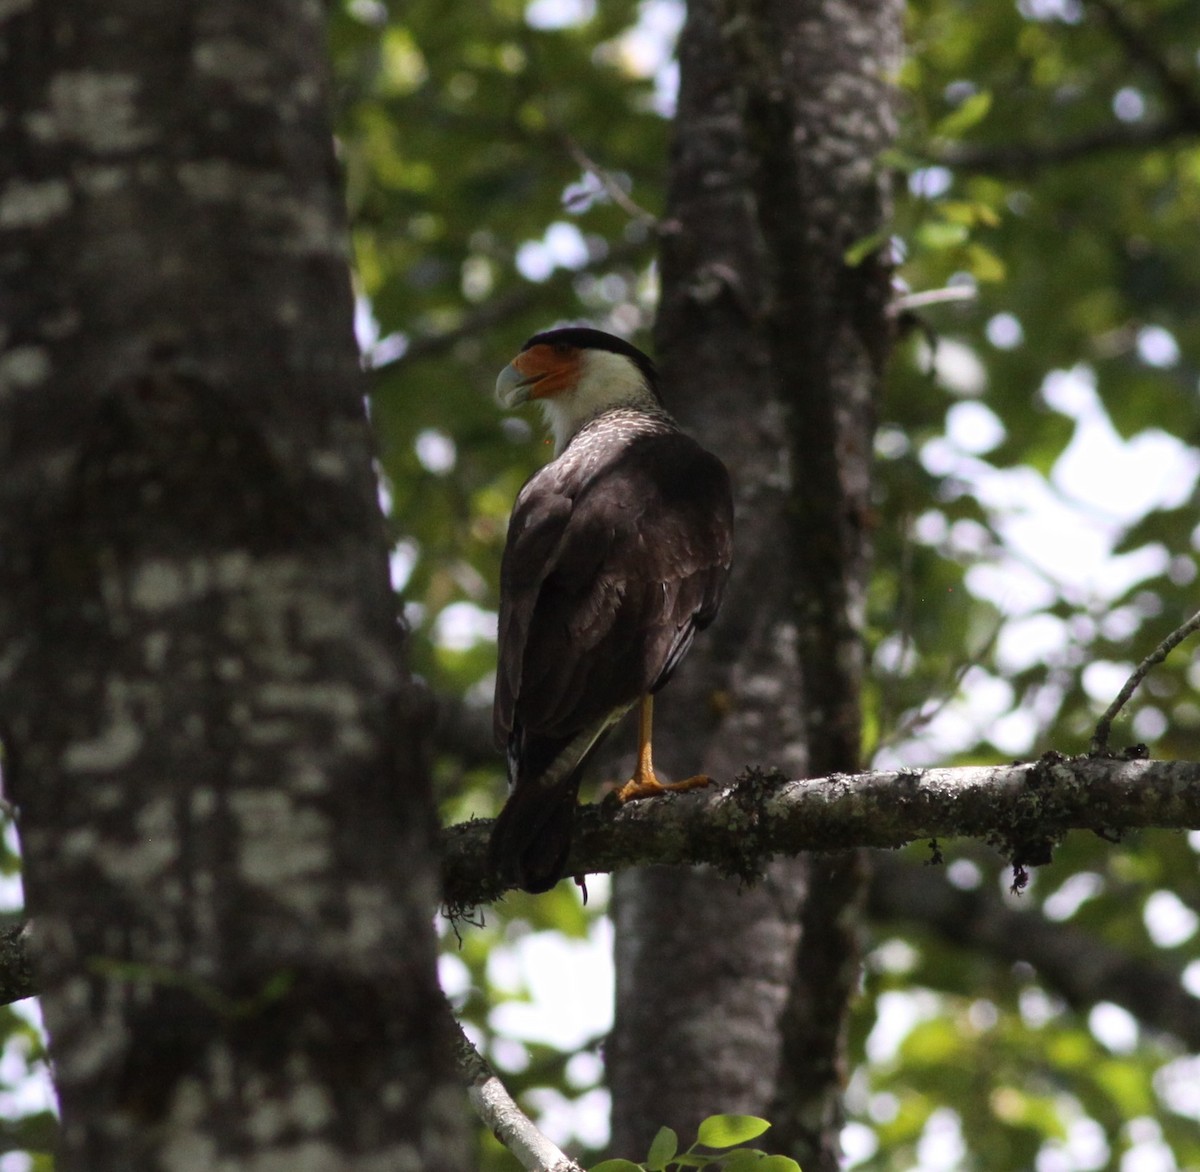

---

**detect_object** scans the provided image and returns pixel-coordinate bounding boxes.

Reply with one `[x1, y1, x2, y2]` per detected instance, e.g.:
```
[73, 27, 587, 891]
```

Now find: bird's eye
[553, 342, 572, 355]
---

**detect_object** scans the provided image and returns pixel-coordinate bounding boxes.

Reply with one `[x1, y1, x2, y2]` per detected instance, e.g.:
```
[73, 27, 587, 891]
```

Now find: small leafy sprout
[591, 1114, 801, 1172]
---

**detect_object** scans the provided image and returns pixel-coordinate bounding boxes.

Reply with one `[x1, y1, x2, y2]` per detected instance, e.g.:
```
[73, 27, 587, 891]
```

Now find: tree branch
[2, 757, 1200, 1059]
[452, 1021, 586, 1172]
[563, 137, 659, 227]
[1083, 0, 1200, 125]
[1091, 608, 1200, 754]
[867, 854, 1200, 1050]
[441, 753, 1200, 909]
[888, 285, 978, 316]
[936, 0, 1200, 177]
[935, 117, 1198, 176]
[367, 239, 651, 377]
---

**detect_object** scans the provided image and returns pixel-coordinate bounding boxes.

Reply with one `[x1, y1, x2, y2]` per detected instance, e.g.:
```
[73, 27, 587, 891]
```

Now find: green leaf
[591, 1161, 645, 1172]
[936, 200, 1000, 228]
[844, 229, 889, 266]
[721, 1152, 766, 1172]
[755, 1158, 802, 1172]
[915, 221, 969, 251]
[933, 90, 992, 138]
[697, 1115, 772, 1149]
[965, 242, 1006, 282]
[646, 1127, 679, 1170]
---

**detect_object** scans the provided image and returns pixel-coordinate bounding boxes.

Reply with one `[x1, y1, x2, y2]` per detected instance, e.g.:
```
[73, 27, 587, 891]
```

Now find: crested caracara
[488, 327, 733, 893]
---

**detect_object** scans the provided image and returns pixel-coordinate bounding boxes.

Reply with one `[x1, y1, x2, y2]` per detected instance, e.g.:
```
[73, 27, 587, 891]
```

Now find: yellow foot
[614, 773, 713, 803]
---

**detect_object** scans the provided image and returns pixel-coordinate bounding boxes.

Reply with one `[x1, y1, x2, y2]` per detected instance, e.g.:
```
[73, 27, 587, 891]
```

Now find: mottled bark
[730, 2, 901, 1165]
[0, 923, 35, 1006]
[607, 0, 900, 1166]
[0, 2, 466, 1169]
[608, 0, 807, 1154]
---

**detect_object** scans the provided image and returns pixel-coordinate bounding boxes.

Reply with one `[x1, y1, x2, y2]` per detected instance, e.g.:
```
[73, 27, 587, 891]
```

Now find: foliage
[591, 1114, 801, 1172]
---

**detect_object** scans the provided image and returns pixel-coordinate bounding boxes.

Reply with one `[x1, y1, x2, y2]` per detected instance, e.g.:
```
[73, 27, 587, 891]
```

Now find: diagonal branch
[936, 0, 1200, 177]
[1083, 0, 1200, 124]
[563, 137, 659, 227]
[1091, 608, 1200, 754]
[453, 1021, 586, 1172]
[367, 239, 651, 378]
[867, 854, 1200, 1050]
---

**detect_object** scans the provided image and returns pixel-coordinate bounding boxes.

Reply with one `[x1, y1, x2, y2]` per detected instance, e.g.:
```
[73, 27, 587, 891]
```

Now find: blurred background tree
[4, 0, 1200, 1168]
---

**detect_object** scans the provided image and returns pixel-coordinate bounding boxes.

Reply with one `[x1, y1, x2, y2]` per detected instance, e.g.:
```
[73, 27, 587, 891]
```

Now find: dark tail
[488, 777, 582, 894]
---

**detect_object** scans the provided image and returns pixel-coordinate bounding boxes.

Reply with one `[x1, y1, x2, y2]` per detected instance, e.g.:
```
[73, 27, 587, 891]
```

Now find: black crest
[522, 326, 659, 395]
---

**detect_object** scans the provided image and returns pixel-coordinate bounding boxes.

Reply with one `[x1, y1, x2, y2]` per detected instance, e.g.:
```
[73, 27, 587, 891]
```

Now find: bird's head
[496, 327, 662, 454]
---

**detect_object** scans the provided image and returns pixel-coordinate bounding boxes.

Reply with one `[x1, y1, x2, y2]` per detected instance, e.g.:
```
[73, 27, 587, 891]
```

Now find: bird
[487, 326, 734, 893]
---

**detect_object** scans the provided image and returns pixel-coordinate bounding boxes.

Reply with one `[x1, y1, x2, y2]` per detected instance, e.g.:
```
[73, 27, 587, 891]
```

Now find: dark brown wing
[495, 429, 732, 752]
[493, 480, 574, 750]
[490, 429, 732, 892]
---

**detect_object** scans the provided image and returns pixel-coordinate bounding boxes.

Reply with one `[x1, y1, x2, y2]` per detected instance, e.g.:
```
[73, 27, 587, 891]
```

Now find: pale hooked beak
[495, 362, 535, 408]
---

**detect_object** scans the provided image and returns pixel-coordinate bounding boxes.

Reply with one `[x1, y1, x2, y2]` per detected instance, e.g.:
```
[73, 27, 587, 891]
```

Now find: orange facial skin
[511, 343, 582, 399]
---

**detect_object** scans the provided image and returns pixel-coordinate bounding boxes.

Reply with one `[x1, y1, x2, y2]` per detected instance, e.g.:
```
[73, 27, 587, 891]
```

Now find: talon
[616, 772, 712, 803]
[615, 696, 712, 802]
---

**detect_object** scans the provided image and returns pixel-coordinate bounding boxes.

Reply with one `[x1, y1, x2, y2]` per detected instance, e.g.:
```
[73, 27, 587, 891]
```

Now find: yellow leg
[614, 695, 713, 803]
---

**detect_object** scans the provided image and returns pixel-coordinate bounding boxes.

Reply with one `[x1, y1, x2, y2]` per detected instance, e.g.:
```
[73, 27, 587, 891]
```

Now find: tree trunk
[608, 0, 900, 1166]
[609, 0, 808, 1151]
[0, 2, 467, 1168]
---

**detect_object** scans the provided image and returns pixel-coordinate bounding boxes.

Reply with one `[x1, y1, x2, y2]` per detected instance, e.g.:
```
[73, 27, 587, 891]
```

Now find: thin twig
[871, 616, 1003, 759]
[564, 137, 659, 227]
[367, 239, 651, 378]
[888, 285, 978, 315]
[937, 0, 1200, 176]
[453, 1021, 586, 1172]
[936, 117, 1195, 176]
[936, 4, 1200, 177]
[1083, 0, 1200, 124]
[1091, 609, 1200, 755]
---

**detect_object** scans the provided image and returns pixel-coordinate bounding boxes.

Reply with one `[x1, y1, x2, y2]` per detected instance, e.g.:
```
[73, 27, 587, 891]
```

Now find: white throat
[538, 348, 662, 455]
